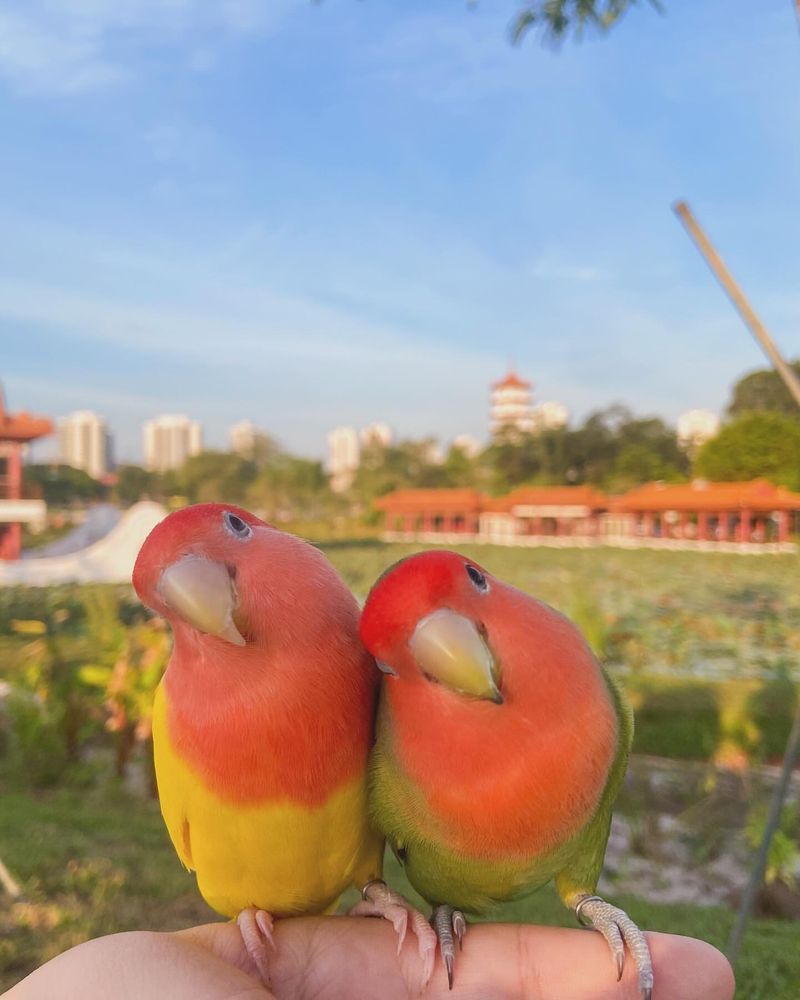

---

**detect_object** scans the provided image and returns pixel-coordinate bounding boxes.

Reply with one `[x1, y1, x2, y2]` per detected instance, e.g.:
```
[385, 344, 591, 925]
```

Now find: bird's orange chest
[388, 669, 619, 858]
[164, 647, 376, 808]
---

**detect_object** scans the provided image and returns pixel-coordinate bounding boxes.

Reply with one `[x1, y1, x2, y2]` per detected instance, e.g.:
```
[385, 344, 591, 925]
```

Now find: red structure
[0, 386, 53, 560]
[491, 370, 531, 391]
[376, 479, 800, 550]
[610, 479, 800, 544]
[376, 489, 484, 535]
[486, 485, 607, 539]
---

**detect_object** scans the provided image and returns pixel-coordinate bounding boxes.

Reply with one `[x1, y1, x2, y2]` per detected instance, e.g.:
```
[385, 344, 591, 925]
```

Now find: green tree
[351, 438, 451, 502]
[23, 464, 105, 506]
[248, 453, 336, 523]
[512, 0, 661, 45]
[442, 442, 480, 488]
[695, 412, 800, 490]
[114, 465, 156, 506]
[484, 429, 543, 493]
[174, 451, 258, 505]
[562, 407, 686, 487]
[609, 444, 683, 490]
[727, 361, 800, 420]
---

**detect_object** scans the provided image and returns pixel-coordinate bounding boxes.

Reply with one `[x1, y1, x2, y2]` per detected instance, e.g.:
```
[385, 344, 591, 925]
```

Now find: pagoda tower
[490, 369, 534, 438]
[0, 384, 53, 560]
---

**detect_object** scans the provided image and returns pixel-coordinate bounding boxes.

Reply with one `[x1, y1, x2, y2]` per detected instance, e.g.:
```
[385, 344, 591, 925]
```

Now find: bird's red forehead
[132, 503, 269, 602]
[360, 549, 490, 656]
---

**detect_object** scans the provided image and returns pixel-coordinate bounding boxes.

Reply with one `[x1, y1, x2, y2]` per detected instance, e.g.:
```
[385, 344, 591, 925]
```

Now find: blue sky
[2, 0, 800, 463]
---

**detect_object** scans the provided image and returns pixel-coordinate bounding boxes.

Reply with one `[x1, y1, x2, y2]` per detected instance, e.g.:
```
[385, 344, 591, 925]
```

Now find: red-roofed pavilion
[610, 479, 800, 544]
[376, 488, 484, 536]
[0, 385, 53, 560]
[375, 479, 800, 550]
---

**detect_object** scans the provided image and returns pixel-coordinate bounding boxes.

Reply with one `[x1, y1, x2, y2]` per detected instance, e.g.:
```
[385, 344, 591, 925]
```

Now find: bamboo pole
[672, 198, 800, 965]
[726, 706, 800, 963]
[672, 201, 800, 408]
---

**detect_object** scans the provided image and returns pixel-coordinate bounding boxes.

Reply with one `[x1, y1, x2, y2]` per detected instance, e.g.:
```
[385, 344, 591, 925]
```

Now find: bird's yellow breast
[152, 685, 382, 918]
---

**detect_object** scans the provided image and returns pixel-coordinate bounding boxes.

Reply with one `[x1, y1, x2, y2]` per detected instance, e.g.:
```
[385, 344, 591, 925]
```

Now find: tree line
[22, 361, 800, 521]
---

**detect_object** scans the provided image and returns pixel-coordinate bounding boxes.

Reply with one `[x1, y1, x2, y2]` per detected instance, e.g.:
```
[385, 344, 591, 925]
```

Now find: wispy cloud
[0, 268, 501, 378]
[0, 0, 291, 95]
[359, 7, 576, 104]
[0, 8, 125, 95]
[529, 256, 613, 283]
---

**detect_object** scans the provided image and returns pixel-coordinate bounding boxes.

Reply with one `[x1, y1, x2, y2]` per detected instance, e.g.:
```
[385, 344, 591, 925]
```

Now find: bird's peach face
[362, 551, 503, 703]
[133, 505, 266, 647]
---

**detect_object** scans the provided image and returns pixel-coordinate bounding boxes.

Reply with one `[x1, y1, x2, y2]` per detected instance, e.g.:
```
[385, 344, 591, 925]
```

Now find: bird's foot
[431, 903, 467, 990]
[349, 879, 438, 985]
[575, 895, 653, 1000]
[236, 907, 276, 986]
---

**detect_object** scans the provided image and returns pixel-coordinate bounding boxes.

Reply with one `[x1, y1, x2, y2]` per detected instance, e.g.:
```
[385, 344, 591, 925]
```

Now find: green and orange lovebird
[133, 504, 432, 980]
[360, 549, 653, 998]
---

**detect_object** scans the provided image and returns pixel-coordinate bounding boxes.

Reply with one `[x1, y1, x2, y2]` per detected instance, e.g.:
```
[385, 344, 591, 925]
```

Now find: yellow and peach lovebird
[360, 550, 653, 997]
[133, 504, 435, 981]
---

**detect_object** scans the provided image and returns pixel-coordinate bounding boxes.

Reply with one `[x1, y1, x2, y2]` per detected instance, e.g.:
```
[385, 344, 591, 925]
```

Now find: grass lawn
[0, 781, 797, 998]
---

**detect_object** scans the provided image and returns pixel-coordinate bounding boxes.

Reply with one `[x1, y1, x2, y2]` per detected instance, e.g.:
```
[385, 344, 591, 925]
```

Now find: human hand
[3, 916, 734, 1000]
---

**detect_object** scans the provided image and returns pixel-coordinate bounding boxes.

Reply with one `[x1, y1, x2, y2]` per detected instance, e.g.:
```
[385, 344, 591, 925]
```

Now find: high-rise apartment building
[531, 401, 569, 432]
[327, 426, 360, 493]
[677, 409, 719, 456]
[143, 415, 203, 472]
[359, 423, 393, 449]
[451, 434, 482, 458]
[230, 420, 259, 457]
[58, 411, 112, 480]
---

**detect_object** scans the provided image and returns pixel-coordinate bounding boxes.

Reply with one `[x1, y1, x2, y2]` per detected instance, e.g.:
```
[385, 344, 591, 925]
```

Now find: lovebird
[359, 549, 653, 998]
[133, 504, 433, 980]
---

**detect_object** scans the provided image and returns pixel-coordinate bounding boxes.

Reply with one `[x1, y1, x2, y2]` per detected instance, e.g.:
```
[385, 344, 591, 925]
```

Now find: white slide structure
[0, 501, 166, 587]
[22, 504, 121, 559]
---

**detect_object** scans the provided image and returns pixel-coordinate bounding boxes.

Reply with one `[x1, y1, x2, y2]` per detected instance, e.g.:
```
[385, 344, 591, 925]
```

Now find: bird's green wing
[554, 667, 633, 908]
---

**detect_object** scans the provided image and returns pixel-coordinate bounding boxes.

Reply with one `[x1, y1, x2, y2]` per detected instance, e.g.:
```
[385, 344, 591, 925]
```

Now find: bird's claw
[575, 895, 653, 1000]
[236, 906, 275, 986]
[431, 904, 468, 990]
[350, 879, 438, 985]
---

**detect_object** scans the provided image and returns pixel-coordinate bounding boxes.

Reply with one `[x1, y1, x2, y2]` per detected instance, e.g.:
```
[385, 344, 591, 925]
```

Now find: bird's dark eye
[465, 564, 488, 592]
[223, 511, 252, 539]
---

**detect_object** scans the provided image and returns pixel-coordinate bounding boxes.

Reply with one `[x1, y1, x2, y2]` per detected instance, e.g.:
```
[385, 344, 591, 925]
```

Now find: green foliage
[0, 588, 167, 786]
[110, 441, 338, 525]
[610, 443, 683, 490]
[0, 785, 216, 988]
[113, 465, 157, 506]
[512, 1, 662, 46]
[745, 800, 800, 889]
[469, 406, 690, 494]
[1, 689, 69, 788]
[174, 451, 257, 505]
[351, 438, 452, 506]
[247, 452, 338, 523]
[375, 406, 693, 499]
[23, 465, 104, 506]
[727, 361, 800, 420]
[75, 589, 169, 778]
[694, 412, 800, 490]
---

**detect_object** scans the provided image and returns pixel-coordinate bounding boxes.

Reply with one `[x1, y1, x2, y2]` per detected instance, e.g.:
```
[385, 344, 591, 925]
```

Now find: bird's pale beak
[159, 556, 246, 646]
[409, 609, 502, 703]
